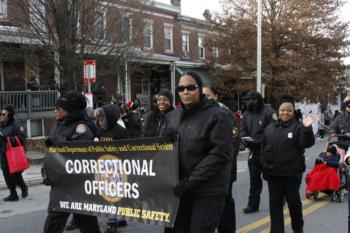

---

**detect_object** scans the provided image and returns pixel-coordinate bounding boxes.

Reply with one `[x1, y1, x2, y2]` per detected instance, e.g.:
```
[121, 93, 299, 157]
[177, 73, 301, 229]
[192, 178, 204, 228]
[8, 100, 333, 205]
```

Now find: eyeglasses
[176, 84, 199, 92]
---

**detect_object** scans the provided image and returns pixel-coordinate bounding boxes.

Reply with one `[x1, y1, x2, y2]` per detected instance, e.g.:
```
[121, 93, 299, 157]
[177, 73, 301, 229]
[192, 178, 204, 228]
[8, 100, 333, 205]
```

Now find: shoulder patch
[75, 124, 87, 134]
[232, 127, 238, 138]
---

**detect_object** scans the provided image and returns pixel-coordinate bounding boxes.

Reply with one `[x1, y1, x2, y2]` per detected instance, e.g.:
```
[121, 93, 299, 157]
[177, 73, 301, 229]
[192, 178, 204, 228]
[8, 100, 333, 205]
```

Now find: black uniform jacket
[164, 98, 234, 197]
[144, 106, 174, 137]
[261, 119, 315, 178]
[97, 104, 129, 141]
[240, 105, 275, 153]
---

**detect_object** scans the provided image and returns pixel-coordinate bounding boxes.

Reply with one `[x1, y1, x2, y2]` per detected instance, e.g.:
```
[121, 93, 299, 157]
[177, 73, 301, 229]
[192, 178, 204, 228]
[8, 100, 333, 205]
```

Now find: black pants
[0, 153, 26, 194]
[267, 176, 303, 233]
[43, 210, 101, 233]
[164, 195, 225, 233]
[218, 182, 236, 233]
[247, 153, 262, 208]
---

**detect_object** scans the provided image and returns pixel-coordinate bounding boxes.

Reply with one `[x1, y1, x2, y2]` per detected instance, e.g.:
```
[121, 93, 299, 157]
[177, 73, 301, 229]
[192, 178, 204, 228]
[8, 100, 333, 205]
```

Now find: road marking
[259, 198, 331, 233]
[236, 193, 327, 233]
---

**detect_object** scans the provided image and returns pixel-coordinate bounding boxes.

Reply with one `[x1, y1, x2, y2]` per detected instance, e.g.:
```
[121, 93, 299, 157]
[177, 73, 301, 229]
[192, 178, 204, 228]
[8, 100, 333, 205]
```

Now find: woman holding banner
[0, 104, 28, 201]
[162, 72, 233, 233]
[42, 91, 101, 233]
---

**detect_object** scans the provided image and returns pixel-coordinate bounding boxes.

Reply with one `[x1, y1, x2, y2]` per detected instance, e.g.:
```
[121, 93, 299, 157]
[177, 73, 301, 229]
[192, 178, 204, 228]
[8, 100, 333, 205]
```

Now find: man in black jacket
[163, 72, 233, 233]
[241, 91, 276, 214]
[42, 91, 101, 233]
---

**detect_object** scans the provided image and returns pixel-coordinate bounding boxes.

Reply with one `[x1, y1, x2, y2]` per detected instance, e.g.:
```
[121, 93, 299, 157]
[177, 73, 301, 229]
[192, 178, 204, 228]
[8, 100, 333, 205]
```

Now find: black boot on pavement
[242, 206, 259, 214]
[3, 190, 19, 202]
[21, 186, 28, 198]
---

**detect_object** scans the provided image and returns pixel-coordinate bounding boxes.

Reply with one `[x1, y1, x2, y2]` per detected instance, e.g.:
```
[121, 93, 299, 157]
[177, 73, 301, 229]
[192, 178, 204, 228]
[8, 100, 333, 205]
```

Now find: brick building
[0, 0, 220, 138]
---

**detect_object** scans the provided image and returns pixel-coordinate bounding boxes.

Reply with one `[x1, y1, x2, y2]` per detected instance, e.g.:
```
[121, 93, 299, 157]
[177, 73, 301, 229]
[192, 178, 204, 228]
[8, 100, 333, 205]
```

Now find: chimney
[171, 0, 181, 8]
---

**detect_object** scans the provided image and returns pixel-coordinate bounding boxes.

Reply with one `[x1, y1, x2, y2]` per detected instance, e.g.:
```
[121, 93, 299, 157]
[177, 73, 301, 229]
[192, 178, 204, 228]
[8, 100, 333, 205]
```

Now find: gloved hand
[45, 136, 55, 148]
[161, 128, 178, 142]
[41, 165, 54, 186]
[173, 178, 190, 197]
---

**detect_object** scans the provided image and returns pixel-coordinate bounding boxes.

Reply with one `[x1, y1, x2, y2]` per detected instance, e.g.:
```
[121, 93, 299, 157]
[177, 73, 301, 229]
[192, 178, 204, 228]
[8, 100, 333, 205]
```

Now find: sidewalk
[0, 151, 45, 190]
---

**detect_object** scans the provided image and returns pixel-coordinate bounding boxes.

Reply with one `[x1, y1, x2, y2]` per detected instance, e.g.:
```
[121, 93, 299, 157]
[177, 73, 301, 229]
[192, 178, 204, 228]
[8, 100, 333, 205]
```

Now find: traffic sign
[83, 60, 96, 84]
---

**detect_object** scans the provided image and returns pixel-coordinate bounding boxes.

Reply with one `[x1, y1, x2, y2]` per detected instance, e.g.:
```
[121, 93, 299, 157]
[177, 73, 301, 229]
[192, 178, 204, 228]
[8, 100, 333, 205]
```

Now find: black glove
[173, 178, 190, 197]
[161, 128, 178, 142]
[41, 165, 54, 186]
[45, 137, 54, 148]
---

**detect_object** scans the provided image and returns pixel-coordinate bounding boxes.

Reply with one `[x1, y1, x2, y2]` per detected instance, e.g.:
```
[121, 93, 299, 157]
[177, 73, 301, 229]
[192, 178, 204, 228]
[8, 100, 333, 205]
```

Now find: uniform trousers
[218, 182, 236, 233]
[164, 195, 225, 233]
[0, 153, 26, 193]
[267, 176, 303, 233]
[247, 153, 262, 208]
[43, 210, 101, 233]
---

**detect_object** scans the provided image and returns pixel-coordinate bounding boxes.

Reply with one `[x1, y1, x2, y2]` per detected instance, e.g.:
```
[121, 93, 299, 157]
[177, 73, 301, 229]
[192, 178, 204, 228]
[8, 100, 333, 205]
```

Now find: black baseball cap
[243, 91, 262, 100]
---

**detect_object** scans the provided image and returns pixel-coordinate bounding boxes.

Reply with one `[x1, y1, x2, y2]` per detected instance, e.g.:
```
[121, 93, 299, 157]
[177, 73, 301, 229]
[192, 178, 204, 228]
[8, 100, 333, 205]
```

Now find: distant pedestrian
[295, 109, 303, 121]
[260, 94, 317, 233]
[0, 104, 28, 201]
[125, 100, 143, 138]
[241, 91, 276, 214]
[163, 72, 233, 233]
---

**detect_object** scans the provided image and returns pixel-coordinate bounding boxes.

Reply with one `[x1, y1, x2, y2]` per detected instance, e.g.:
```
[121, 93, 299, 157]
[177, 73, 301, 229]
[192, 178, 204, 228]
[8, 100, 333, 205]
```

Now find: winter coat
[144, 106, 174, 137]
[260, 119, 315, 178]
[125, 111, 142, 139]
[315, 152, 340, 168]
[97, 104, 129, 141]
[329, 112, 350, 135]
[240, 105, 275, 154]
[0, 121, 26, 154]
[164, 97, 234, 197]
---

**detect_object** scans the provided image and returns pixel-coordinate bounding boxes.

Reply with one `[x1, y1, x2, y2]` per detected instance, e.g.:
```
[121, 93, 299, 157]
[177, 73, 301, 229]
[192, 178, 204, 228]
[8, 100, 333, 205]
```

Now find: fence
[0, 90, 59, 114]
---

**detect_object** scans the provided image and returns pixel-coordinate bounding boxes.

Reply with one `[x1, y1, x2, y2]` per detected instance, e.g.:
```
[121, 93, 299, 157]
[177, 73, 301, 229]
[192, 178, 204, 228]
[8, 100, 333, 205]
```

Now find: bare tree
[205, 0, 349, 105]
[6, 0, 152, 91]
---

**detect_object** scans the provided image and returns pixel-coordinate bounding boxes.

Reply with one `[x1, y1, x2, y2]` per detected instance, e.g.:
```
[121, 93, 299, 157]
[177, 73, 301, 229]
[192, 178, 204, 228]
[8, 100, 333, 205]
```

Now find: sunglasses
[176, 84, 199, 92]
[1, 113, 7, 116]
[347, 105, 350, 108]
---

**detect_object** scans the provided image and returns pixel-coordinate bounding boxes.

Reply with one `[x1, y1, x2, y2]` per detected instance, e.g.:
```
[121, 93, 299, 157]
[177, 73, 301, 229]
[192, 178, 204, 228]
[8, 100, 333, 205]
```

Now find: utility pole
[257, 0, 262, 93]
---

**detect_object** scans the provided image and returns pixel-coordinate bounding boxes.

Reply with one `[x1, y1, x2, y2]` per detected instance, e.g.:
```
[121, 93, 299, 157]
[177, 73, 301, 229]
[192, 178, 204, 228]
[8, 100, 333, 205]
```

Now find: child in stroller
[305, 145, 345, 202]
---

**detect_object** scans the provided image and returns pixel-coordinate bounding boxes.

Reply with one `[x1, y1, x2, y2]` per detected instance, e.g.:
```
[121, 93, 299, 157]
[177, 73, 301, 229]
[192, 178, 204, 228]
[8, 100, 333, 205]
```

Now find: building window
[198, 36, 205, 59]
[212, 47, 219, 59]
[121, 16, 132, 43]
[164, 26, 173, 53]
[95, 10, 106, 40]
[182, 33, 190, 57]
[143, 21, 153, 49]
[30, 0, 46, 30]
[0, 0, 7, 19]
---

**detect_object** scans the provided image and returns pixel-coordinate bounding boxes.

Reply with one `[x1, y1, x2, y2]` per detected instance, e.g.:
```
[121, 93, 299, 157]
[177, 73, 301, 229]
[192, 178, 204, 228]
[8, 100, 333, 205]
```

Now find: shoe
[3, 194, 19, 202]
[243, 206, 259, 214]
[65, 220, 78, 231]
[21, 186, 28, 198]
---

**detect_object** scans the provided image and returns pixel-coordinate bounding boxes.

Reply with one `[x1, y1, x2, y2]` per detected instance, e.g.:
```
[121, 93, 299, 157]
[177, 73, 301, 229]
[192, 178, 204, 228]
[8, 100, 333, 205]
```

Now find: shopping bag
[6, 136, 30, 174]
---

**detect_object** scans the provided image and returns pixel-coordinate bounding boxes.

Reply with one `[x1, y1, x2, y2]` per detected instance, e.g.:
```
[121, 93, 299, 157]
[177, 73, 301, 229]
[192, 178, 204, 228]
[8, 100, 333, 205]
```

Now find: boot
[3, 190, 19, 202]
[21, 186, 28, 198]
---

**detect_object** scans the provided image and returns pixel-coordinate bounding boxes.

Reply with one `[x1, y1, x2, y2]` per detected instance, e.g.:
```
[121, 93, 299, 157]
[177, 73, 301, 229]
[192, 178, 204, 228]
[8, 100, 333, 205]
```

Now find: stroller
[305, 135, 349, 202]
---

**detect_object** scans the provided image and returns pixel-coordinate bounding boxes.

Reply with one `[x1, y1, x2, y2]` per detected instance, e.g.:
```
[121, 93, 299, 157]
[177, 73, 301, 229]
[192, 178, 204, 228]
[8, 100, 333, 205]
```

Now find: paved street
[0, 138, 347, 233]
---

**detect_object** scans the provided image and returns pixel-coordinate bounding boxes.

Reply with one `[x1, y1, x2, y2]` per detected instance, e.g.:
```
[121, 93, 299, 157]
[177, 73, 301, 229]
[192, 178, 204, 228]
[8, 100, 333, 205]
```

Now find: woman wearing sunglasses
[162, 72, 233, 233]
[0, 104, 28, 201]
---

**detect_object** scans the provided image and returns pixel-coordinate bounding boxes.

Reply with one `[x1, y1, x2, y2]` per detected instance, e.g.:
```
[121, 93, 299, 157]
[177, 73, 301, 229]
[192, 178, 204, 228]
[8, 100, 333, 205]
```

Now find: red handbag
[6, 136, 30, 174]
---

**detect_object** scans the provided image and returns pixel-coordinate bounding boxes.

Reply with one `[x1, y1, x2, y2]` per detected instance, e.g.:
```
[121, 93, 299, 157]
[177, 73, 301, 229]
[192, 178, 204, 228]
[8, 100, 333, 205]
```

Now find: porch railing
[0, 90, 59, 114]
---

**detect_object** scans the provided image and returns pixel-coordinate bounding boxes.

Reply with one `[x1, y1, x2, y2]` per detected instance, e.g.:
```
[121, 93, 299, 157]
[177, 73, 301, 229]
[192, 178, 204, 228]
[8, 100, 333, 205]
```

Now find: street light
[257, 0, 262, 94]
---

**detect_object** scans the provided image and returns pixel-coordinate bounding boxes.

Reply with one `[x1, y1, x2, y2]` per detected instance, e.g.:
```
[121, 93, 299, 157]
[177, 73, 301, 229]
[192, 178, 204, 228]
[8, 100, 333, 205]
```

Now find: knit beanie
[127, 100, 139, 111]
[327, 146, 337, 156]
[56, 91, 87, 113]
[158, 90, 174, 104]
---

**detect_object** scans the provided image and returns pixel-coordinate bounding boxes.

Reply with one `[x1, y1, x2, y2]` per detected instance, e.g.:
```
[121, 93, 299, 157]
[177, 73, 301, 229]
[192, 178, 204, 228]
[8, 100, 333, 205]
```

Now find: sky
[156, 0, 350, 64]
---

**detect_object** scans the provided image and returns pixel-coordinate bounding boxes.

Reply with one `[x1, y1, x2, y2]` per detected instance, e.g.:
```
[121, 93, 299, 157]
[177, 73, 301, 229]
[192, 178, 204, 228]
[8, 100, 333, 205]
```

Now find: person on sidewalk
[260, 94, 317, 233]
[94, 103, 129, 233]
[0, 104, 28, 201]
[162, 72, 233, 233]
[240, 91, 276, 214]
[42, 91, 101, 233]
[203, 86, 240, 233]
